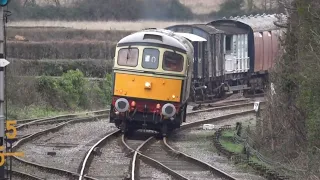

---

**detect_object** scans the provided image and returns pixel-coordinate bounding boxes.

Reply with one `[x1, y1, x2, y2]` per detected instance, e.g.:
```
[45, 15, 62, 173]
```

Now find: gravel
[12, 99, 258, 180]
[86, 136, 131, 179]
[86, 130, 174, 180]
[143, 141, 224, 180]
[139, 161, 174, 180]
[17, 123, 63, 139]
[15, 118, 118, 173]
[10, 158, 70, 180]
[10, 176, 24, 180]
[185, 105, 253, 124]
[168, 114, 266, 180]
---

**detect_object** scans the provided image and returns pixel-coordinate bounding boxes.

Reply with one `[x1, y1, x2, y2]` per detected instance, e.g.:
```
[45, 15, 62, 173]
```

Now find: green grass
[220, 139, 244, 153]
[220, 129, 244, 153]
[7, 105, 83, 120]
[221, 130, 235, 138]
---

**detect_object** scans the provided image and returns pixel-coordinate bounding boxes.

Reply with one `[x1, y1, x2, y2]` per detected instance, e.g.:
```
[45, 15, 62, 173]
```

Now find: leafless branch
[274, 21, 288, 28]
[308, 4, 320, 20]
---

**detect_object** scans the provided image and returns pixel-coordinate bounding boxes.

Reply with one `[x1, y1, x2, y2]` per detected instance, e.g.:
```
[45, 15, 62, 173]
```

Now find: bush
[251, 0, 320, 178]
[37, 69, 113, 110]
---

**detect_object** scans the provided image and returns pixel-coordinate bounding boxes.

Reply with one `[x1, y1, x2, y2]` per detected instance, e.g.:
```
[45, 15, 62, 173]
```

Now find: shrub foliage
[253, 0, 320, 178]
[37, 70, 112, 110]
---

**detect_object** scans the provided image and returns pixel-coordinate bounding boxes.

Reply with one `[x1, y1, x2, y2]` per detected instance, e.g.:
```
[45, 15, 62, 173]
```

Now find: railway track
[9, 97, 263, 179]
[121, 109, 256, 180]
[10, 114, 110, 180]
[15, 97, 261, 140]
[5, 169, 43, 180]
[193, 92, 265, 105]
[80, 108, 257, 179]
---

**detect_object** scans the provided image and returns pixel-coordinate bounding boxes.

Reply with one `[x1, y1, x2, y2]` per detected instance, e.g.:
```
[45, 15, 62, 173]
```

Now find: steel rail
[122, 135, 188, 180]
[7, 169, 43, 180]
[78, 130, 121, 180]
[15, 113, 109, 142]
[188, 101, 264, 116]
[16, 109, 110, 124]
[10, 98, 262, 180]
[16, 96, 262, 126]
[163, 137, 237, 180]
[11, 115, 108, 180]
[123, 109, 257, 180]
[15, 97, 261, 131]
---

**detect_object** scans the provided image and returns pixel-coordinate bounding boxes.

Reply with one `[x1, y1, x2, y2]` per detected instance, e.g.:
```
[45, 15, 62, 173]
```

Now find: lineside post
[0, 3, 10, 179]
[0, 6, 4, 179]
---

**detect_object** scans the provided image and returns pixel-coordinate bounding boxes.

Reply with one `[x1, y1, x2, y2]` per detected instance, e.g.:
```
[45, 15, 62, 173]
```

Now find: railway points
[0, 3, 290, 178]
[8, 97, 261, 179]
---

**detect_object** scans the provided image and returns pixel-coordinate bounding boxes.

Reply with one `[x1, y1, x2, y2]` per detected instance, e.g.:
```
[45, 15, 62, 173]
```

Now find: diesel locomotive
[109, 29, 205, 136]
[109, 14, 287, 136]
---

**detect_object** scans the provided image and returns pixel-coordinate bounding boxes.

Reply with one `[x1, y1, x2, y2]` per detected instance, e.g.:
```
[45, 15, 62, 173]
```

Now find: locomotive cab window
[142, 48, 160, 69]
[117, 48, 139, 67]
[163, 51, 184, 72]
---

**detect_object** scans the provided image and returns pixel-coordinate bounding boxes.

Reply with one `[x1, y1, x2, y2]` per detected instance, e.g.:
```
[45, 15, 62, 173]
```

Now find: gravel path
[15, 118, 118, 173]
[168, 114, 266, 180]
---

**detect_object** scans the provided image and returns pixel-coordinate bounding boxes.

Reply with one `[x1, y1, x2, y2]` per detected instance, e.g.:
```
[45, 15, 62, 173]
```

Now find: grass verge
[220, 131, 244, 154]
[7, 104, 80, 120]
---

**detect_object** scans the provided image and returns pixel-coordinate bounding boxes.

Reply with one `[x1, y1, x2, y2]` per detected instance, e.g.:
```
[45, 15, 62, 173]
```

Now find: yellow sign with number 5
[6, 120, 17, 139]
[0, 120, 24, 167]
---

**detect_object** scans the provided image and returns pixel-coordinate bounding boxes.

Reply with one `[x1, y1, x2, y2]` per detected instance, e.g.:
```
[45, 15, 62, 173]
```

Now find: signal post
[0, 1, 10, 179]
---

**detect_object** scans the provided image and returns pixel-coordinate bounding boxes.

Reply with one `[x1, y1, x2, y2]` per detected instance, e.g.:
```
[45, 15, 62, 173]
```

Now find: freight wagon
[166, 14, 287, 101]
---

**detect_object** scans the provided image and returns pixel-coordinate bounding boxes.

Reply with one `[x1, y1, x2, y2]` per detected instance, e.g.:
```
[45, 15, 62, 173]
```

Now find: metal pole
[0, 6, 5, 179]
[0, 68, 5, 179]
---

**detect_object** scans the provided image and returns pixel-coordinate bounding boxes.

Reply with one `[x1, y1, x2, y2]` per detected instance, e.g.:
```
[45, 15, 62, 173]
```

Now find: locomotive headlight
[115, 98, 129, 113]
[172, 95, 176, 99]
[145, 82, 152, 89]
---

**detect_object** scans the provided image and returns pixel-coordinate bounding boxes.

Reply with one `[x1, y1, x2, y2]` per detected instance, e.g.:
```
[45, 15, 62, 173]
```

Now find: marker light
[172, 95, 176, 99]
[145, 82, 151, 89]
[156, 104, 161, 109]
[131, 101, 136, 107]
[0, 0, 9, 6]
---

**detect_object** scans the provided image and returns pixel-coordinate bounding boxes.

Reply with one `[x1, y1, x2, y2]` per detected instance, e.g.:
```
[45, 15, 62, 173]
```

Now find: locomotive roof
[223, 13, 287, 32]
[117, 29, 193, 53]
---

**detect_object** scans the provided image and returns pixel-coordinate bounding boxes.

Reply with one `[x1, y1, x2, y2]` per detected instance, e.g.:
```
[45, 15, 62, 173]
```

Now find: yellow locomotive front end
[109, 29, 194, 136]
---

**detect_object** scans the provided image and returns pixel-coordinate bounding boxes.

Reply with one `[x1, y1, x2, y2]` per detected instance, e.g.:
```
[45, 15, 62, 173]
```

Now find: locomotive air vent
[143, 34, 163, 42]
